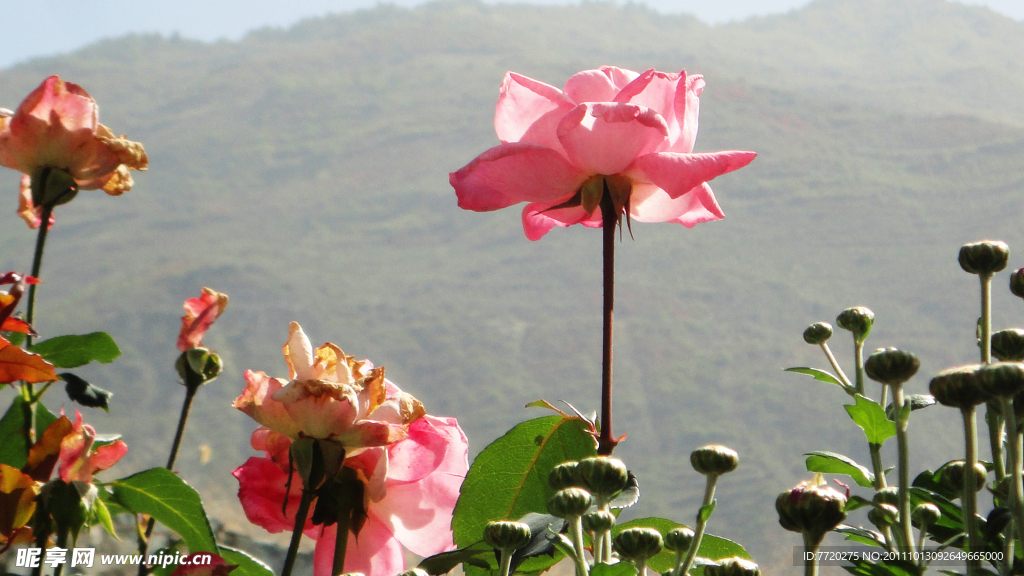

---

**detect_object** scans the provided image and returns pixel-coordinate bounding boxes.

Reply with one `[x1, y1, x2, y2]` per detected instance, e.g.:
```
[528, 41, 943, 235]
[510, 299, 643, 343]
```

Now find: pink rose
[451, 66, 756, 239]
[233, 415, 469, 576]
[57, 410, 128, 483]
[232, 322, 422, 447]
[177, 287, 229, 351]
[0, 76, 148, 210]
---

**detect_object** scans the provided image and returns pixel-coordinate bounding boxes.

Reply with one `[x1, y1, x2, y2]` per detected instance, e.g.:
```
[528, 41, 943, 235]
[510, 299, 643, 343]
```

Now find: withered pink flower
[0, 76, 147, 225]
[233, 322, 424, 447]
[451, 66, 756, 240]
[57, 410, 128, 483]
[177, 287, 229, 352]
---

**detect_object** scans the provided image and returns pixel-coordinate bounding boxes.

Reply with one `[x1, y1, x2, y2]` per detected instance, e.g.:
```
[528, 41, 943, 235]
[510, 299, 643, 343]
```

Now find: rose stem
[597, 188, 617, 456]
[281, 488, 315, 576]
[19, 200, 54, 455]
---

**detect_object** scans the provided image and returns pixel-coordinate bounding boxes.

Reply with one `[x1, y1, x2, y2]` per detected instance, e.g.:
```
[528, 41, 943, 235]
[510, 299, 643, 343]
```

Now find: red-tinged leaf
[0, 273, 39, 285]
[1, 317, 36, 336]
[0, 341, 58, 384]
[23, 416, 72, 481]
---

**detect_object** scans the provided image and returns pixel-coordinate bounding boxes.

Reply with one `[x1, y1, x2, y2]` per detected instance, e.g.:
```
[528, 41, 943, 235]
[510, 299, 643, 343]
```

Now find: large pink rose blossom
[233, 322, 422, 447]
[177, 287, 229, 351]
[451, 66, 756, 239]
[0, 76, 148, 226]
[233, 414, 468, 576]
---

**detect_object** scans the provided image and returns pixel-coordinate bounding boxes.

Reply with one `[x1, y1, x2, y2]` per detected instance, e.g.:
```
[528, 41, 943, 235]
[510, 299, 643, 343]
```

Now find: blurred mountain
[1, 0, 1023, 569]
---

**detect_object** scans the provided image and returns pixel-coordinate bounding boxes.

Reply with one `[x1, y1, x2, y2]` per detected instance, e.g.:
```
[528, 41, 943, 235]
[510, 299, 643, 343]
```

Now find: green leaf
[845, 394, 896, 445]
[452, 414, 597, 576]
[110, 468, 216, 553]
[419, 542, 495, 574]
[61, 373, 113, 412]
[805, 451, 875, 488]
[698, 500, 717, 523]
[218, 545, 276, 576]
[592, 562, 639, 576]
[784, 367, 848, 390]
[89, 494, 118, 539]
[611, 518, 749, 574]
[0, 397, 57, 469]
[834, 525, 886, 548]
[29, 332, 121, 369]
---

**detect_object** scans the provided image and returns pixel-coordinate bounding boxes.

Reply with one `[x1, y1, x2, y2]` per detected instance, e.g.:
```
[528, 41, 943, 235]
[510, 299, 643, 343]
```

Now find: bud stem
[980, 273, 1008, 483]
[1001, 397, 1024, 555]
[598, 190, 617, 456]
[868, 443, 887, 491]
[961, 407, 981, 576]
[854, 341, 865, 396]
[570, 516, 589, 576]
[281, 488, 315, 576]
[801, 532, 819, 576]
[892, 384, 915, 555]
[818, 343, 853, 390]
[678, 474, 718, 576]
[498, 549, 514, 576]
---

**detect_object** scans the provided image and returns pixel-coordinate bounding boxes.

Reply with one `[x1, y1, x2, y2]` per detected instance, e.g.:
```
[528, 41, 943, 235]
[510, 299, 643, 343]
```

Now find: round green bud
[663, 527, 695, 553]
[1011, 268, 1024, 299]
[547, 487, 593, 519]
[872, 487, 899, 507]
[867, 504, 898, 527]
[942, 460, 987, 494]
[690, 445, 739, 476]
[582, 511, 616, 533]
[776, 480, 848, 547]
[959, 240, 1009, 276]
[613, 527, 663, 562]
[575, 456, 629, 497]
[929, 364, 990, 410]
[483, 520, 532, 552]
[175, 347, 224, 388]
[912, 503, 941, 526]
[803, 322, 833, 345]
[704, 557, 761, 576]
[836, 307, 874, 344]
[864, 347, 919, 387]
[549, 461, 580, 491]
[992, 329, 1024, 362]
[977, 362, 1024, 399]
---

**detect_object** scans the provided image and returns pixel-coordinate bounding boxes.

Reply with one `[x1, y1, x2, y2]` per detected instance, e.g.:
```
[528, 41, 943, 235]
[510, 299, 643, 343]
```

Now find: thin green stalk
[678, 475, 718, 576]
[281, 488, 314, 576]
[1001, 398, 1024, 553]
[868, 444, 887, 490]
[498, 549, 514, 576]
[963, 408, 981, 576]
[19, 202, 54, 455]
[854, 341, 865, 396]
[892, 384, 914, 554]
[819, 343, 853, 389]
[879, 383, 889, 413]
[802, 532, 819, 576]
[980, 274, 1007, 483]
[569, 517, 589, 576]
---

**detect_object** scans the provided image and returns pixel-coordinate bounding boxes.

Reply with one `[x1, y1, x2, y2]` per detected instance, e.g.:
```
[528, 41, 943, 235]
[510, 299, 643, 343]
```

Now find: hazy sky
[3, 0, 1021, 70]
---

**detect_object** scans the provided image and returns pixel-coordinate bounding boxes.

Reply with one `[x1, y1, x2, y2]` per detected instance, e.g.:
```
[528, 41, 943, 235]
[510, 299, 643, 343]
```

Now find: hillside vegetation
[1, 0, 1023, 567]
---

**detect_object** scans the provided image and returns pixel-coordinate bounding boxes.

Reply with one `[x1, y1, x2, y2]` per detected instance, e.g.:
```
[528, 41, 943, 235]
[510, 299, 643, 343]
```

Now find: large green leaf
[845, 394, 896, 446]
[805, 451, 874, 488]
[452, 414, 597, 572]
[29, 332, 121, 368]
[110, 468, 216, 553]
[217, 545, 276, 576]
[612, 517, 750, 574]
[0, 397, 57, 469]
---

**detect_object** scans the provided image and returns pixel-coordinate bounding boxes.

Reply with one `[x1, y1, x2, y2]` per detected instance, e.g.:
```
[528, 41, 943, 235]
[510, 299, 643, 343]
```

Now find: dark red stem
[597, 190, 617, 455]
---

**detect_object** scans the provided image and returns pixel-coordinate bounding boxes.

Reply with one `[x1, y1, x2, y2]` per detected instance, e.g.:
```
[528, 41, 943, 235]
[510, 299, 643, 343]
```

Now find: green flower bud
[867, 503, 898, 527]
[175, 347, 224, 388]
[31, 166, 79, 208]
[704, 557, 761, 576]
[576, 456, 629, 497]
[613, 527, 663, 562]
[547, 487, 593, 519]
[977, 362, 1024, 399]
[582, 511, 616, 533]
[912, 503, 941, 526]
[836, 307, 874, 344]
[929, 364, 990, 410]
[959, 240, 1009, 276]
[663, 526, 695, 553]
[941, 460, 987, 494]
[690, 445, 739, 476]
[483, 520, 532, 552]
[549, 461, 580, 491]
[872, 487, 899, 507]
[803, 322, 833, 345]
[992, 329, 1024, 361]
[776, 478, 848, 547]
[864, 347, 919, 387]
[1011, 268, 1024, 299]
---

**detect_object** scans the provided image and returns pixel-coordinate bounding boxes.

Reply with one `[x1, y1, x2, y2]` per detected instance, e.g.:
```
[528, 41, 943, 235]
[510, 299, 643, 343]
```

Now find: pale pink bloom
[233, 322, 424, 447]
[0, 76, 147, 226]
[177, 287, 229, 351]
[233, 414, 468, 576]
[450, 66, 756, 239]
[17, 175, 54, 229]
[57, 410, 128, 483]
[168, 553, 237, 576]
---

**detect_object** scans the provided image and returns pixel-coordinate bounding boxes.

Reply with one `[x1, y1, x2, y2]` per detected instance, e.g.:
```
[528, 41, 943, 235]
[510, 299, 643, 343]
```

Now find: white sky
[2, 0, 1021, 70]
